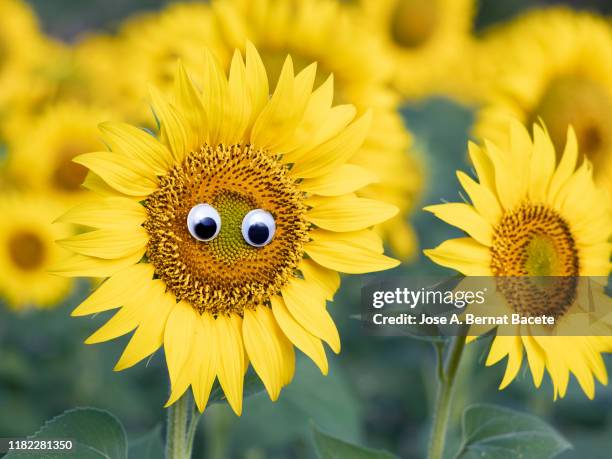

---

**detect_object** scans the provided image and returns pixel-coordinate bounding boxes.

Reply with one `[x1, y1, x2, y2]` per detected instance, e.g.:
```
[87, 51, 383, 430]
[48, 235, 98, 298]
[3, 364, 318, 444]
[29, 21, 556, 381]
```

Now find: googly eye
[187, 204, 221, 241]
[241, 209, 276, 247]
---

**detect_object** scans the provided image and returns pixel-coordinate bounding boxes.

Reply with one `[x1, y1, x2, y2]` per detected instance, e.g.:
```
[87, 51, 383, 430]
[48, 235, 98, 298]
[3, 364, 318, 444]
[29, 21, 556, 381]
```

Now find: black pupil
[194, 217, 217, 240]
[248, 222, 270, 245]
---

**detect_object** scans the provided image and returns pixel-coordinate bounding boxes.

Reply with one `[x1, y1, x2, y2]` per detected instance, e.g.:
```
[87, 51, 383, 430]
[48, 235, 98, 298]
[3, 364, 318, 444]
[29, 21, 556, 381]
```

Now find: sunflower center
[533, 76, 612, 171]
[52, 147, 89, 192]
[144, 144, 309, 315]
[490, 203, 579, 318]
[391, 0, 439, 49]
[8, 230, 46, 271]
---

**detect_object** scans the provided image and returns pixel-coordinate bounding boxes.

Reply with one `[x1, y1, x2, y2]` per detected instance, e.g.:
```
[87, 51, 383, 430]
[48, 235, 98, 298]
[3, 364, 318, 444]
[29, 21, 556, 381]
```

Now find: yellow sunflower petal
[299, 164, 379, 196]
[548, 126, 578, 202]
[309, 228, 384, 253]
[467, 142, 495, 191]
[243, 307, 285, 401]
[82, 172, 120, 197]
[250, 55, 296, 150]
[99, 121, 173, 175]
[214, 314, 245, 416]
[72, 263, 154, 316]
[283, 104, 356, 164]
[424, 203, 493, 246]
[50, 252, 144, 278]
[200, 49, 230, 146]
[244, 41, 269, 134]
[281, 278, 340, 353]
[306, 239, 399, 274]
[289, 111, 372, 179]
[306, 195, 398, 232]
[56, 197, 146, 229]
[74, 152, 158, 197]
[57, 227, 148, 260]
[85, 287, 155, 344]
[423, 238, 491, 276]
[522, 334, 546, 388]
[225, 49, 251, 144]
[456, 171, 502, 224]
[485, 139, 523, 210]
[164, 301, 199, 402]
[528, 123, 556, 201]
[270, 295, 328, 375]
[114, 282, 175, 371]
[173, 62, 209, 148]
[150, 86, 190, 163]
[485, 335, 523, 390]
[193, 312, 217, 412]
[299, 259, 340, 301]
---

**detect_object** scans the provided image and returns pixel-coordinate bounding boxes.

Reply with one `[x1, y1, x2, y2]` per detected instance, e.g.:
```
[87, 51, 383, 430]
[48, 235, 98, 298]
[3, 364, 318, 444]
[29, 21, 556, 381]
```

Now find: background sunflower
[0, 1, 611, 459]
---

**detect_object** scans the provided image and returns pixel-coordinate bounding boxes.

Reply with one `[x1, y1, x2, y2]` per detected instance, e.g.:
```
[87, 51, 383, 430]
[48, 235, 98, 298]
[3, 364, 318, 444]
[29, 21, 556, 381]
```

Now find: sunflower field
[0, 0, 611, 458]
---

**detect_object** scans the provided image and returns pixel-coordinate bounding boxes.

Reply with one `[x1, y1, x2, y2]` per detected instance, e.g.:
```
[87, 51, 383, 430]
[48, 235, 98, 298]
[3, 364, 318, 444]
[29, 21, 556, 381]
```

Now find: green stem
[427, 336, 466, 459]
[166, 393, 201, 459]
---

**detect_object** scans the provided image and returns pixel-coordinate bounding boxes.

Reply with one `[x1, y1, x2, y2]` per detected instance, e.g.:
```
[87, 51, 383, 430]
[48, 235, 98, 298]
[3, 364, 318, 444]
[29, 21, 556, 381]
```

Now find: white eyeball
[187, 204, 221, 241]
[241, 209, 276, 247]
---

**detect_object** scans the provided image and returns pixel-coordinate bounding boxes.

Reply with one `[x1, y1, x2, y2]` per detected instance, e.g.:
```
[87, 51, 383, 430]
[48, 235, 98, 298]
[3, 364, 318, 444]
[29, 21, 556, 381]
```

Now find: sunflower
[424, 119, 612, 399]
[114, 3, 229, 123]
[116, 0, 423, 259]
[5, 103, 109, 203]
[354, 0, 476, 101]
[474, 8, 612, 196]
[0, 0, 52, 125]
[54, 45, 400, 415]
[1, 30, 128, 144]
[0, 193, 74, 310]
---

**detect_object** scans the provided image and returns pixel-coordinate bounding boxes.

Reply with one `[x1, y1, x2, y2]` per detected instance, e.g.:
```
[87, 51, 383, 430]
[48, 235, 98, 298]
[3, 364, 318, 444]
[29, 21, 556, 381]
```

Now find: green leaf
[4, 407, 127, 459]
[128, 425, 163, 459]
[456, 404, 572, 459]
[312, 424, 398, 459]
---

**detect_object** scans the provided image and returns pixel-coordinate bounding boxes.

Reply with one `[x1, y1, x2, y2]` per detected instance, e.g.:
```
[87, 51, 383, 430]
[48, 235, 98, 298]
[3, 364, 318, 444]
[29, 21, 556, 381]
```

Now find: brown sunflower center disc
[490, 203, 580, 318]
[144, 144, 309, 315]
[8, 230, 46, 271]
[533, 76, 612, 172]
[53, 147, 89, 192]
[391, 0, 440, 49]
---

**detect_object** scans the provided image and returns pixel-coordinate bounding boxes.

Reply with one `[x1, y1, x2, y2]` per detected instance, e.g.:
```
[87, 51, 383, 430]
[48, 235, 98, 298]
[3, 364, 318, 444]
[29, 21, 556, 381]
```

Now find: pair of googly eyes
[187, 204, 276, 247]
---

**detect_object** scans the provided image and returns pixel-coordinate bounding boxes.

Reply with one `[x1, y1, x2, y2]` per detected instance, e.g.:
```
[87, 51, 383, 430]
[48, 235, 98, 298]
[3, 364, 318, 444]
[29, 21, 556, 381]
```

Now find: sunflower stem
[166, 392, 200, 459]
[427, 335, 466, 459]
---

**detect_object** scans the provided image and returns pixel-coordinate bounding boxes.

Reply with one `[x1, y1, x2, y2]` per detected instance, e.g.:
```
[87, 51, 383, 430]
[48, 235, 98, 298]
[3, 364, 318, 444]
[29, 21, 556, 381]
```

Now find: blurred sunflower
[0, 194, 74, 310]
[115, 3, 229, 122]
[0, 0, 51, 125]
[116, 0, 423, 259]
[474, 8, 612, 195]
[5, 103, 109, 204]
[425, 120, 612, 399]
[54, 45, 400, 414]
[212, 0, 423, 258]
[354, 0, 476, 101]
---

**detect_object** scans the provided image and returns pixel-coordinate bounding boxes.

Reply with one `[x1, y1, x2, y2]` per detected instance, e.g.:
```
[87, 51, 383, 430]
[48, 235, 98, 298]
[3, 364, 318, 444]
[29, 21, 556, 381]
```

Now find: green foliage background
[2, 1, 612, 458]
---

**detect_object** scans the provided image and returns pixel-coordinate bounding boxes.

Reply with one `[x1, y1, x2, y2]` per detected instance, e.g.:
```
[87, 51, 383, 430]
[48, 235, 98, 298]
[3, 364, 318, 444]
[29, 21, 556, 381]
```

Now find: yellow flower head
[425, 119, 612, 399]
[55, 45, 400, 415]
[1, 35, 123, 142]
[0, 193, 74, 310]
[0, 0, 52, 122]
[474, 8, 612, 196]
[355, 0, 476, 100]
[5, 103, 109, 203]
[117, 0, 423, 259]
